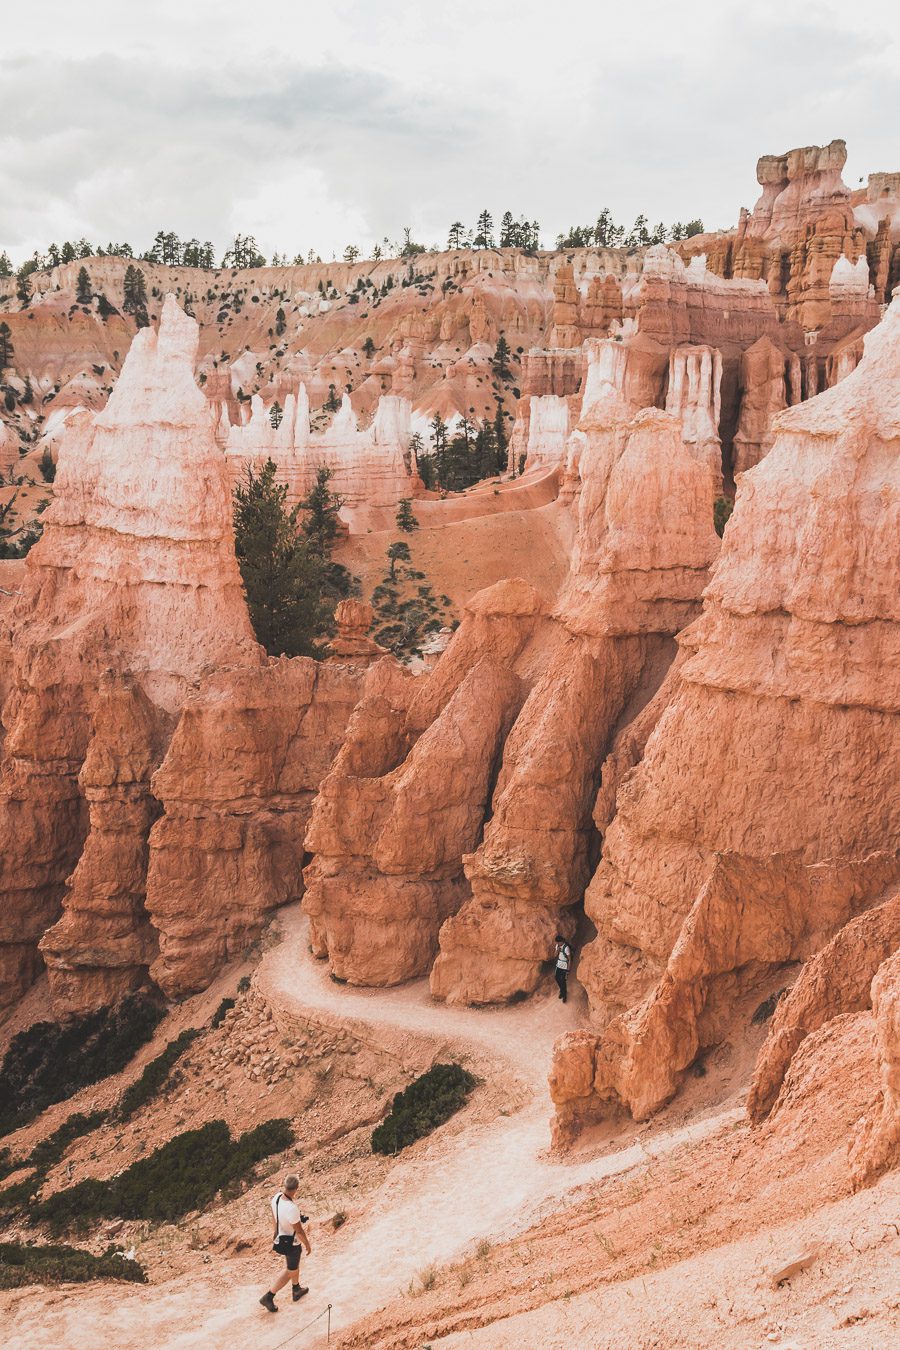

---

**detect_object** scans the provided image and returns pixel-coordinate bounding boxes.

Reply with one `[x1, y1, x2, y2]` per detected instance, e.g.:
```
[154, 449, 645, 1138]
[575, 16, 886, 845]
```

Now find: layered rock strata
[303, 582, 545, 985]
[550, 293, 900, 1140]
[146, 658, 364, 997]
[0, 296, 259, 1008]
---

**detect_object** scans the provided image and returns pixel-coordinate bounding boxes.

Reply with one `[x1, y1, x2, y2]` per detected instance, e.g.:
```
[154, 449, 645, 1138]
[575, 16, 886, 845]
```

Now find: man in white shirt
[259, 1173, 312, 1313]
[554, 933, 571, 1003]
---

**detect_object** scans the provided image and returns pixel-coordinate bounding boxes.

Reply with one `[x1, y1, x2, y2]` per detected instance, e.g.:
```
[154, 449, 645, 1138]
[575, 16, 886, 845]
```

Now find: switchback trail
[4, 907, 738, 1350]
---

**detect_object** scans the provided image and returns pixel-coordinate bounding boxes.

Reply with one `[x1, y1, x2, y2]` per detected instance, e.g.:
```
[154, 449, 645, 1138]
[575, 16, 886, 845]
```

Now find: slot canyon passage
[0, 135, 899, 1350]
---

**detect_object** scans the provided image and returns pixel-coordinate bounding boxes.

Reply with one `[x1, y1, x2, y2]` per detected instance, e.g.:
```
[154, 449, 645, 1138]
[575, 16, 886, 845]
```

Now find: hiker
[554, 933, 572, 1003]
[259, 1173, 312, 1313]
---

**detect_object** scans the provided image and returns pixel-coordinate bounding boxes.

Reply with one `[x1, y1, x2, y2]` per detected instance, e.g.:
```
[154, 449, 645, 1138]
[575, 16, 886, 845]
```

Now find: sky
[2, 0, 899, 265]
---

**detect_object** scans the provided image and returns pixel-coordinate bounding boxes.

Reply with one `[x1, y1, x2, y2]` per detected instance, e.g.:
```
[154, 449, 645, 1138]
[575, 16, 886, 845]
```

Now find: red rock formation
[848, 948, 900, 1185]
[733, 335, 800, 474]
[0, 296, 259, 1008]
[748, 884, 900, 1122]
[303, 582, 545, 986]
[328, 599, 386, 666]
[146, 658, 363, 998]
[429, 344, 719, 1004]
[551, 292, 900, 1139]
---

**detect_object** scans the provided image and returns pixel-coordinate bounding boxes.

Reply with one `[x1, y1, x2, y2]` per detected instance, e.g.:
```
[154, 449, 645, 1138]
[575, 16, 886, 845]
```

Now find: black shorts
[275, 1236, 302, 1270]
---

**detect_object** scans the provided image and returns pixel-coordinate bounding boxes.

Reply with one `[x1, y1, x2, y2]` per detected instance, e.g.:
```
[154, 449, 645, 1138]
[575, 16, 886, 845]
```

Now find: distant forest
[1, 208, 705, 286]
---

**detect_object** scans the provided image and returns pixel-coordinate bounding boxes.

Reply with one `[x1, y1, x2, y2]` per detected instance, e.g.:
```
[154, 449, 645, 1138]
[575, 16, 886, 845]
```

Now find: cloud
[1, 0, 898, 262]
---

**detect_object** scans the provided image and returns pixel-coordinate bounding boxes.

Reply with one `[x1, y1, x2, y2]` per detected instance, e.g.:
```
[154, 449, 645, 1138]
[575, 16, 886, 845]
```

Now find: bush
[39, 447, 56, 482]
[371, 1064, 476, 1156]
[0, 1241, 146, 1288]
[117, 1029, 199, 1122]
[33, 1118, 293, 1233]
[0, 995, 165, 1137]
[714, 495, 734, 537]
[27, 1110, 108, 1173]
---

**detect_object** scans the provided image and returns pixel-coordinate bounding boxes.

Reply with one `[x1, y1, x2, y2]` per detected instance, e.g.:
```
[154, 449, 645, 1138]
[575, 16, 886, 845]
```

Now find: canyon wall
[550, 292, 900, 1140]
[0, 298, 360, 1011]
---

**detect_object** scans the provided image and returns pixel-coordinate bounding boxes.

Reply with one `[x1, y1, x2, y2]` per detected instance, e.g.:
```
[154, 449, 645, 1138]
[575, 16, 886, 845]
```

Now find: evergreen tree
[447, 221, 465, 250]
[0, 251, 12, 278]
[60, 241, 77, 263]
[344, 244, 360, 264]
[233, 459, 329, 658]
[386, 540, 411, 580]
[429, 411, 449, 487]
[16, 269, 32, 306]
[475, 420, 501, 478]
[491, 333, 512, 381]
[499, 211, 515, 247]
[47, 243, 60, 267]
[395, 498, 419, 533]
[0, 322, 13, 371]
[474, 210, 494, 249]
[324, 384, 341, 413]
[77, 238, 92, 258]
[269, 400, 283, 429]
[76, 266, 92, 304]
[683, 219, 705, 238]
[493, 400, 508, 467]
[299, 465, 344, 559]
[275, 307, 286, 336]
[625, 215, 650, 248]
[122, 264, 148, 317]
[362, 336, 376, 358]
[221, 234, 265, 269]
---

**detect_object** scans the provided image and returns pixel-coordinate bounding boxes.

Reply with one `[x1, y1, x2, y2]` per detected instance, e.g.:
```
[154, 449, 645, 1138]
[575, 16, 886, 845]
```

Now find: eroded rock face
[550, 293, 900, 1139]
[146, 658, 363, 998]
[0, 296, 260, 1008]
[302, 583, 544, 986]
[848, 947, 900, 1186]
[748, 883, 900, 1123]
[305, 335, 720, 1001]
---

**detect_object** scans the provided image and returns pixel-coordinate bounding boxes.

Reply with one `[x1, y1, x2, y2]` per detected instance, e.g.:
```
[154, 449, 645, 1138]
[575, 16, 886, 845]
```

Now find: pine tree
[269, 400, 283, 429]
[493, 400, 507, 468]
[60, 241, 76, 263]
[499, 211, 515, 247]
[123, 264, 148, 315]
[0, 322, 13, 371]
[447, 222, 465, 250]
[76, 267, 92, 304]
[429, 412, 449, 487]
[386, 540, 411, 580]
[16, 270, 32, 306]
[324, 384, 340, 413]
[275, 307, 286, 337]
[395, 498, 419, 533]
[221, 234, 265, 269]
[0, 251, 12, 278]
[344, 244, 360, 264]
[233, 459, 329, 658]
[299, 466, 344, 559]
[474, 210, 494, 249]
[491, 334, 512, 381]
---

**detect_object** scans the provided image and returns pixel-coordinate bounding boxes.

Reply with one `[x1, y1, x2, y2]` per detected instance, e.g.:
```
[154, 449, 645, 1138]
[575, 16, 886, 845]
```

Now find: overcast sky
[3, 0, 898, 264]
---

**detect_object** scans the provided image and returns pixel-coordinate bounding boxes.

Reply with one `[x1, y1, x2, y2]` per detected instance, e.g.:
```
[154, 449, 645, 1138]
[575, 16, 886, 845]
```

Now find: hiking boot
[292, 1285, 310, 1301]
[259, 1292, 278, 1313]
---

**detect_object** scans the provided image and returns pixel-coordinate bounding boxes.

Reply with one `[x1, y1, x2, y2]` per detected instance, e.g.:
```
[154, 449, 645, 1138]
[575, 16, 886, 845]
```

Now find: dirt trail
[3, 909, 737, 1350]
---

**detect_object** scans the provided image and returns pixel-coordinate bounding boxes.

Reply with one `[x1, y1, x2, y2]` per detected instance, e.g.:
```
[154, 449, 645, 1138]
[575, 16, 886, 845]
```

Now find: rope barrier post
[327, 1303, 332, 1343]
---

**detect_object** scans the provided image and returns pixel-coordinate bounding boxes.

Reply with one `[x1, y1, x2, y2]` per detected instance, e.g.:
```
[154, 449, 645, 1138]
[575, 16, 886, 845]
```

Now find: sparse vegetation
[117, 1027, 200, 1122]
[714, 495, 735, 537]
[33, 1118, 293, 1233]
[0, 995, 165, 1138]
[0, 1241, 147, 1288]
[371, 1064, 476, 1156]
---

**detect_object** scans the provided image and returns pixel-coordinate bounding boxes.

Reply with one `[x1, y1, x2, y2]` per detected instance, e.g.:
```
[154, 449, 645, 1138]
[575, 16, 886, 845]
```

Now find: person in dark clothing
[554, 934, 571, 1002]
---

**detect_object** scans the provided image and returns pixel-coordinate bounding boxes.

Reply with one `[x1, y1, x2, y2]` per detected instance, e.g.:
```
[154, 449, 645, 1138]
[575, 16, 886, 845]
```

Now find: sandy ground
[2, 908, 741, 1350]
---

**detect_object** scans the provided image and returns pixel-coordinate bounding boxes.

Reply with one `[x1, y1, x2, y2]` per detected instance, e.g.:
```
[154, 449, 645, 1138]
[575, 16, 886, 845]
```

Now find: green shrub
[210, 998, 235, 1029]
[33, 1117, 293, 1233]
[0, 995, 165, 1137]
[0, 1241, 146, 1288]
[27, 1110, 108, 1172]
[0, 1174, 40, 1220]
[714, 495, 734, 537]
[117, 1028, 199, 1122]
[372, 1064, 476, 1156]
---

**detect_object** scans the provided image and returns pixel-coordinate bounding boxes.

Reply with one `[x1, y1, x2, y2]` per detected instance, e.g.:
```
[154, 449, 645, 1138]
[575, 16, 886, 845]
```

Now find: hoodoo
[551, 292, 900, 1140]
